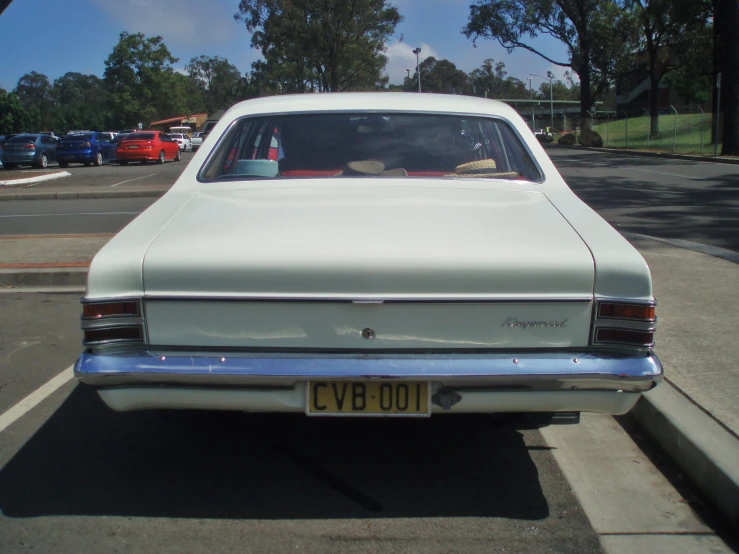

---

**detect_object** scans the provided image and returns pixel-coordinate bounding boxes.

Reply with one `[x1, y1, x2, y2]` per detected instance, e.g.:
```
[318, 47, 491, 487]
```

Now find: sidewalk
[0, 232, 737, 525]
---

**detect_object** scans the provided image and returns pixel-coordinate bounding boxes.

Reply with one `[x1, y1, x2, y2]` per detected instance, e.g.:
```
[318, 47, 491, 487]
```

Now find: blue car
[1, 134, 58, 169]
[57, 132, 118, 167]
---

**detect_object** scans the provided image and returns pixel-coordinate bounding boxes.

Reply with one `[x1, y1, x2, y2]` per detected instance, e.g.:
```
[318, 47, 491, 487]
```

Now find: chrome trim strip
[75, 352, 662, 393]
[141, 295, 594, 304]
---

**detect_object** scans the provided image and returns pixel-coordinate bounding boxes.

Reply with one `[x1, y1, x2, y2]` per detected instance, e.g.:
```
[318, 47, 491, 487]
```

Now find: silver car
[1, 134, 58, 169]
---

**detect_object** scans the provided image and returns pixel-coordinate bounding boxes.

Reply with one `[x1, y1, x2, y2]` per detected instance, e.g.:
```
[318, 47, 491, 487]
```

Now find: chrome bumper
[75, 351, 662, 393]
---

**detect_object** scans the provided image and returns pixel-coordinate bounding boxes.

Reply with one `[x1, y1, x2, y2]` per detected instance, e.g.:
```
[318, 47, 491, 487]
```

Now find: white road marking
[0, 211, 141, 218]
[110, 173, 156, 187]
[0, 365, 74, 434]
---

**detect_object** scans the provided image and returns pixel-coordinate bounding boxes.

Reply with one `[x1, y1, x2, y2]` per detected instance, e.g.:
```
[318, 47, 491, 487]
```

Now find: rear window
[125, 132, 155, 141]
[7, 135, 36, 143]
[62, 134, 93, 142]
[199, 113, 541, 182]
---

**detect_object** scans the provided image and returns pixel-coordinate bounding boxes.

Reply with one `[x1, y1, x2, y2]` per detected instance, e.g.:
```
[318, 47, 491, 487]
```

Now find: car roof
[225, 92, 519, 120]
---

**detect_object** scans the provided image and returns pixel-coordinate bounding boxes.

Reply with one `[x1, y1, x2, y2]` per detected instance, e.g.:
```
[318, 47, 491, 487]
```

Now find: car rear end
[1, 135, 39, 168]
[75, 98, 661, 420]
[117, 132, 158, 163]
[57, 134, 96, 166]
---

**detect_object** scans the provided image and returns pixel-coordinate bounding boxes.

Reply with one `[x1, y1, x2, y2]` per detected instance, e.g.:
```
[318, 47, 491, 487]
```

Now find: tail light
[22, 143, 35, 149]
[591, 299, 655, 349]
[81, 141, 91, 147]
[81, 299, 145, 346]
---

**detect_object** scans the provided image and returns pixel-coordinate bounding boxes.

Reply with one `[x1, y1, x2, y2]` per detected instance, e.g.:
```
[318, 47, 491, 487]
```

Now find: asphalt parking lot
[2, 150, 195, 189]
[0, 147, 737, 553]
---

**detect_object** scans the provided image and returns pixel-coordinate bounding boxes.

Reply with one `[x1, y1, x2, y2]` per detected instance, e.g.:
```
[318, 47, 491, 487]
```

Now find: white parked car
[75, 93, 661, 422]
[190, 131, 203, 152]
[169, 133, 192, 151]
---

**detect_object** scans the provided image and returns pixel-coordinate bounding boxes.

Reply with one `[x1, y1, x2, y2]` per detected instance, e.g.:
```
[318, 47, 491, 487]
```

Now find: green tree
[235, 0, 402, 92]
[463, 0, 636, 127]
[186, 55, 245, 112]
[661, 22, 712, 106]
[404, 57, 469, 94]
[103, 32, 180, 128]
[52, 72, 114, 132]
[0, 88, 27, 134]
[468, 58, 528, 98]
[13, 71, 56, 130]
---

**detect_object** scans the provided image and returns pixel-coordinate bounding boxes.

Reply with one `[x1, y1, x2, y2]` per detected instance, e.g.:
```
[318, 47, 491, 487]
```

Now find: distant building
[149, 113, 208, 134]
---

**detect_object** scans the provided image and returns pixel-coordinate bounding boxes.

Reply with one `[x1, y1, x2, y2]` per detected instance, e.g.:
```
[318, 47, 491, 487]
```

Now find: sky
[0, 0, 575, 94]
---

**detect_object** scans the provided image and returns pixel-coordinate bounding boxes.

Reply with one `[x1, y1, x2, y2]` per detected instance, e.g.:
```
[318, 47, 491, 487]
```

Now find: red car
[117, 131, 181, 165]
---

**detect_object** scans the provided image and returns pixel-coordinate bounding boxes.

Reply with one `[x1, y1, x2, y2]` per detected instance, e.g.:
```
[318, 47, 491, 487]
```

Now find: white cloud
[90, 0, 237, 48]
[384, 41, 439, 84]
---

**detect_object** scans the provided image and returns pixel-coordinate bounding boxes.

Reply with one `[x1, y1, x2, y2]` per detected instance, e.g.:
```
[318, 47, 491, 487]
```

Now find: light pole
[526, 77, 533, 99]
[413, 48, 422, 93]
[531, 73, 554, 132]
[405, 68, 411, 80]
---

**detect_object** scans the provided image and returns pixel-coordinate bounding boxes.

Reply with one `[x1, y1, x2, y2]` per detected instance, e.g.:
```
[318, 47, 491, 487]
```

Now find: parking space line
[110, 173, 156, 187]
[0, 365, 74, 434]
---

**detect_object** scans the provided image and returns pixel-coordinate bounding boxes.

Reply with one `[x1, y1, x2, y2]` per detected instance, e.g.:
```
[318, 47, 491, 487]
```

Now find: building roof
[150, 114, 207, 127]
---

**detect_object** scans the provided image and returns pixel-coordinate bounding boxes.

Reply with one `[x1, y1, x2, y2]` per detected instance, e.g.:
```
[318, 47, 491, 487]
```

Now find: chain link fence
[531, 107, 723, 155]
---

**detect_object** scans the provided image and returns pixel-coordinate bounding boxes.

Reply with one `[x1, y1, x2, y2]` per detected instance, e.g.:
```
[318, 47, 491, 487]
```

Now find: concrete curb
[549, 143, 739, 165]
[623, 233, 739, 265]
[0, 170, 72, 186]
[628, 383, 739, 526]
[0, 188, 167, 201]
[0, 267, 88, 287]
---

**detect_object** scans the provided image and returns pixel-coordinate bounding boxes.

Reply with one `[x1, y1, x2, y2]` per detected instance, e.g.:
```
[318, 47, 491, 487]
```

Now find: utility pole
[413, 48, 422, 93]
[527, 77, 533, 99]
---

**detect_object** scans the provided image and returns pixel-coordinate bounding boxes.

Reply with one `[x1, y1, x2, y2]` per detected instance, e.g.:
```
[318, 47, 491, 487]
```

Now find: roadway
[0, 148, 737, 553]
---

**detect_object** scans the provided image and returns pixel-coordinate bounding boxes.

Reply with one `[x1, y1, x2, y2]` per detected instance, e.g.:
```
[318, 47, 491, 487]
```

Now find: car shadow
[0, 386, 550, 520]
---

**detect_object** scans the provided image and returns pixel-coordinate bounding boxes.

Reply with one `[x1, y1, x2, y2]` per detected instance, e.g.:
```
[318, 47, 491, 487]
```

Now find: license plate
[128, 145, 138, 149]
[307, 381, 430, 417]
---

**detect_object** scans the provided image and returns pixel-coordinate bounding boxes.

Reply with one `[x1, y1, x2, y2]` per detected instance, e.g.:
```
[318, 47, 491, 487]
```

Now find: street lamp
[413, 48, 422, 93]
[526, 77, 533, 99]
[531, 73, 554, 132]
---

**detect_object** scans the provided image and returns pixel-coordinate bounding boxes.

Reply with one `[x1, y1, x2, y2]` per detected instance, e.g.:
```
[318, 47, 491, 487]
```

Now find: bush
[578, 128, 603, 147]
[558, 133, 576, 145]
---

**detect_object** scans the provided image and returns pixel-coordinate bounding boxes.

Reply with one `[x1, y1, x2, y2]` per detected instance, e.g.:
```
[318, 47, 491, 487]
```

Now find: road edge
[548, 143, 739, 165]
[0, 171, 72, 187]
[628, 383, 739, 526]
[0, 188, 167, 201]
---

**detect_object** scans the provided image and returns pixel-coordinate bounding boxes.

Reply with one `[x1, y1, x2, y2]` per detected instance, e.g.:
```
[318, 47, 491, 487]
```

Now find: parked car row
[1, 130, 184, 169]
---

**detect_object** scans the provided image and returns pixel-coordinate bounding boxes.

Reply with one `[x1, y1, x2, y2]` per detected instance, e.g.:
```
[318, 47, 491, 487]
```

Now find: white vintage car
[75, 93, 661, 422]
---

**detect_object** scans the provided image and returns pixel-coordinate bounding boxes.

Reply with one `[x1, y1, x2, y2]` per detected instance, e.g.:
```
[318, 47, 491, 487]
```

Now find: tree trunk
[718, 0, 739, 155]
[578, 55, 593, 130]
[649, 73, 660, 137]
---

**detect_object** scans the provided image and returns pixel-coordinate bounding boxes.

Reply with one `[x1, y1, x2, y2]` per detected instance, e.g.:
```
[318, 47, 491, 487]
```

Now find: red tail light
[83, 301, 140, 319]
[22, 143, 35, 149]
[598, 303, 655, 321]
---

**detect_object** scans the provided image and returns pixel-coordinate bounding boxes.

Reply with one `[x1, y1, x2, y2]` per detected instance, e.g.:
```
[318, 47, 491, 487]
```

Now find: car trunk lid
[142, 184, 595, 349]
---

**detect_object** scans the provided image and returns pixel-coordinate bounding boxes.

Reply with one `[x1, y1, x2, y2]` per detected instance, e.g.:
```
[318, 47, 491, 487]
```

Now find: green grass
[582, 113, 721, 154]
